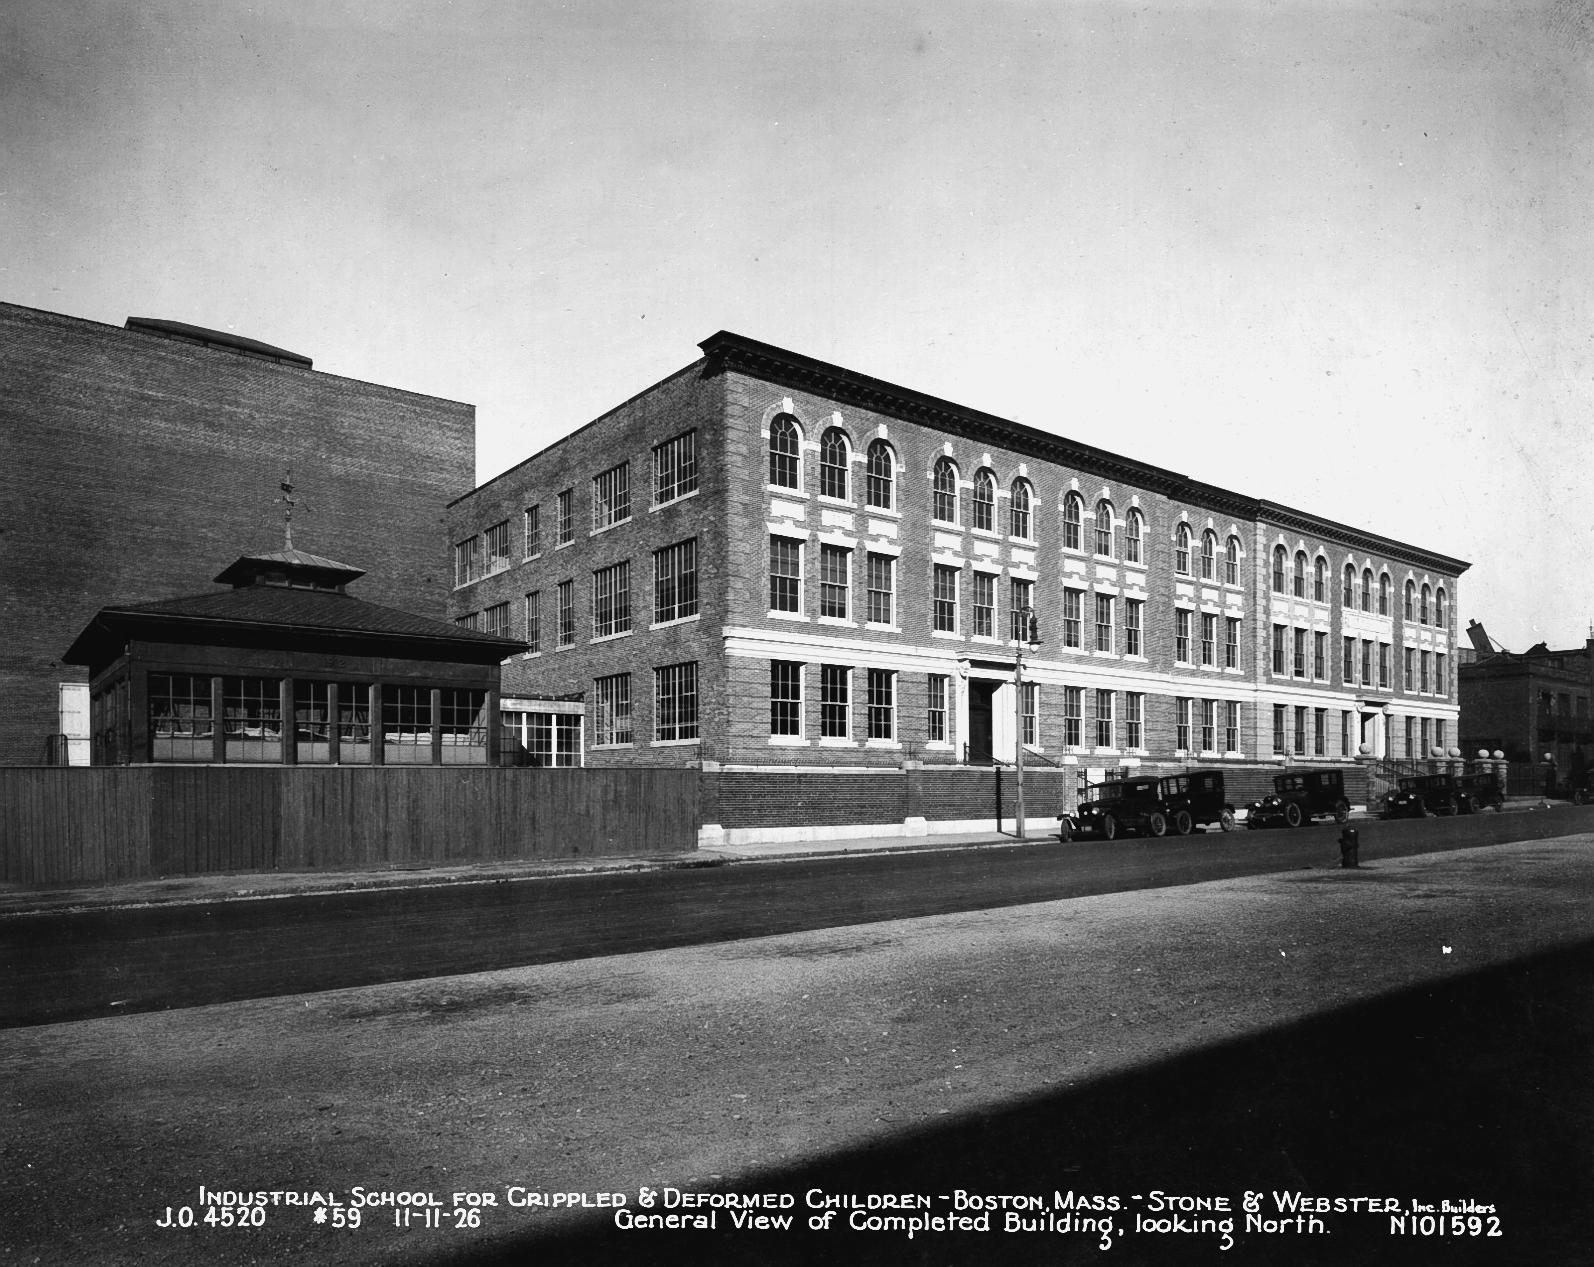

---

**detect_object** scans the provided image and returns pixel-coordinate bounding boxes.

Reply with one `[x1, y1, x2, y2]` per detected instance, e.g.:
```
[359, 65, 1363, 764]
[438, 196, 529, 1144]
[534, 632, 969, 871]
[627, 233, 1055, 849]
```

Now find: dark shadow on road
[444, 940, 1594, 1267]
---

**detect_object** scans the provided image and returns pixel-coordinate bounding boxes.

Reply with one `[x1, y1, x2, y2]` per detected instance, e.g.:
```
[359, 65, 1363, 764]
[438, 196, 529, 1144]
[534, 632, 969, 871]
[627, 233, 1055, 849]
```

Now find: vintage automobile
[1457, 771, 1506, 813]
[1158, 769, 1238, 834]
[1381, 773, 1463, 818]
[1059, 777, 1176, 841]
[1245, 768, 1351, 829]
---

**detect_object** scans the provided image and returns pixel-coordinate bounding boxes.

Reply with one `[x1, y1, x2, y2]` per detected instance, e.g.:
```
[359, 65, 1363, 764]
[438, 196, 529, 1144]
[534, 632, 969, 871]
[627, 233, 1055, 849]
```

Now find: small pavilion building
[65, 549, 526, 766]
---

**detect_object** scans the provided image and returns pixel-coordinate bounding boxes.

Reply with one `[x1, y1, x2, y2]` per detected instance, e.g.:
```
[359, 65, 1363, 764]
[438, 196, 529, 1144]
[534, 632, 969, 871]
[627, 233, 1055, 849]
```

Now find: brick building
[1, 302, 474, 766]
[1459, 620, 1593, 781]
[447, 332, 1468, 834]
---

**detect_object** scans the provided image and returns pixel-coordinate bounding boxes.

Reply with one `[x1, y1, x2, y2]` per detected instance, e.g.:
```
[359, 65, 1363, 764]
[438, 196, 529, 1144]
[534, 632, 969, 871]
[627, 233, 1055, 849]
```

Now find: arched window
[1200, 530, 1217, 580]
[1293, 550, 1308, 598]
[819, 427, 849, 500]
[1314, 556, 1327, 603]
[1125, 509, 1143, 564]
[865, 440, 894, 510]
[1063, 494, 1083, 551]
[1009, 478, 1033, 539]
[932, 457, 959, 524]
[1420, 583, 1431, 623]
[1175, 523, 1192, 575]
[1273, 546, 1287, 594]
[971, 469, 996, 532]
[1343, 563, 1355, 607]
[1404, 580, 1415, 622]
[1225, 535, 1240, 586]
[1379, 572, 1391, 616]
[768, 415, 801, 489]
[1435, 587, 1447, 627]
[1095, 500, 1115, 556]
[1361, 568, 1373, 612]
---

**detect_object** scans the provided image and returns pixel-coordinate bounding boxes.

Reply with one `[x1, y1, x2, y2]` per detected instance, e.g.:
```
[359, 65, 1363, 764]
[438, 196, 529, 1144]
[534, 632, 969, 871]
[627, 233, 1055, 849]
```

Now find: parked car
[1382, 773, 1463, 819]
[1245, 769, 1351, 829]
[1457, 771, 1505, 813]
[1059, 777, 1175, 841]
[1158, 769, 1237, 834]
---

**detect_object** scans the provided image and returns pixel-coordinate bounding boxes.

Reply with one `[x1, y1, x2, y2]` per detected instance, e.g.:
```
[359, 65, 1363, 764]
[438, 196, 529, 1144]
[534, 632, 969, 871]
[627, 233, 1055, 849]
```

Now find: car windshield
[1088, 783, 1125, 803]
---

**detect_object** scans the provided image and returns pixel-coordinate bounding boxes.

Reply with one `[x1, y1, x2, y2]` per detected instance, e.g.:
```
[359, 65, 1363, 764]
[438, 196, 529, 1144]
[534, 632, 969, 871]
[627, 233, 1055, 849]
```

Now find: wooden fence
[0, 766, 699, 885]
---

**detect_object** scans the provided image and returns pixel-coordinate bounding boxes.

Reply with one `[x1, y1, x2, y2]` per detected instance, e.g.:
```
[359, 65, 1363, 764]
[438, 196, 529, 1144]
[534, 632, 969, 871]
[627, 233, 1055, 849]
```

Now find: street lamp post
[1014, 606, 1042, 839]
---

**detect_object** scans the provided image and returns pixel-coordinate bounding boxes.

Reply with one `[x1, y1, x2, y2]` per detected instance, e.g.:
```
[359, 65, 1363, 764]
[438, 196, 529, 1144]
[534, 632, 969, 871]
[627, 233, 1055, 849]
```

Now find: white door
[58, 682, 90, 766]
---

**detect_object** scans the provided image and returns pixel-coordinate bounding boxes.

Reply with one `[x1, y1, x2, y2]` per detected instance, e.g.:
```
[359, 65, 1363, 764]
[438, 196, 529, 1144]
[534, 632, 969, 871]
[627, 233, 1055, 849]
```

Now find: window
[592, 562, 631, 638]
[769, 416, 801, 489]
[1062, 686, 1083, 747]
[866, 669, 895, 740]
[1344, 711, 1355, 758]
[1125, 510, 1143, 564]
[819, 427, 849, 500]
[1063, 494, 1083, 551]
[1272, 624, 1287, 675]
[770, 661, 803, 736]
[593, 674, 632, 746]
[1405, 580, 1416, 621]
[972, 572, 995, 638]
[1224, 701, 1240, 753]
[1420, 650, 1431, 692]
[654, 539, 698, 623]
[1343, 636, 1355, 683]
[1095, 689, 1113, 748]
[1175, 609, 1192, 663]
[1273, 546, 1287, 594]
[1313, 631, 1326, 680]
[293, 680, 371, 764]
[866, 553, 894, 625]
[1063, 588, 1083, 649]
[1361, 568, 1373, 612]
[1379, 572, 1391, 616]
[1420, 584, 1431, 624]
[1361, 639, 1373, 687]
[1125, 599, 1143, 657]
[1343, 563, 1355, 607]
[149, 673, 213, 761]
[1023, 682, 1039, 746]
[1273, 704, 1288, 755]
[819, 544, 851, 619]
[769, 536, 802, 613]
[485, 521, 511, 573]
[972, 469, 996, 532]
[1096, 595, 1114, 653]
[1405, 715, 1415, 759]
[524, 591, 541, 653]
[1404, 647, 1415, 691]
[591, 463, 631, 531]
[1435, 587, 1447, 628]
[1293, 627, 1307, 678]
[1175, 697, 1192, 751]
[1435, 718, 1447, 751]
[1436, 653, 1447, 695]
[820, 665, 849, 738]
[1095, 501, 1115, 556]
[1314, 556, 1326, 603]
[927, 675, 949, 744]
[557, 580, 575, 646]
[1174, 523, 1191, 575]
[1124, 693, 1144, 749]
[1225, 535, 1240, 586]
[1010, 578, 1034, 642]
[932, 457, 959, 523]
[654, 430, 697, 504]
[438, 689, 487, 762]
[454, 535, 483, 586]
[483, 602, 510, 640]
[1379, 642, 1390, 689]
[1200, 530, 1216, 580]
[1201, 699, 1216, 752]
[1201, 613, 1216, 666]
[1225, 617, 1240, 669]
[865, 440, 894, 509]
[455, 612, 479, 631]
[1293, 550, 1307, 598]
[557, 489, 574, 545]
[1421, 716, 1432, 754]
[1314, 708, 1327, 757]
[655, 663, 698, 741]
[1009, 479, 1033, 539]
[524, 506, 541, 557]
[381, 685, 429, 761]
[1293, 705, 1308, 755]
[933, 564, 959, 633]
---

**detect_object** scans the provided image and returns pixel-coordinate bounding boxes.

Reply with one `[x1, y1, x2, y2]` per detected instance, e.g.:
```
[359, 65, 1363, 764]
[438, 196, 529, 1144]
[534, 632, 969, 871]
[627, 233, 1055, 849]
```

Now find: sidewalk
[0, 797, 1562, 918]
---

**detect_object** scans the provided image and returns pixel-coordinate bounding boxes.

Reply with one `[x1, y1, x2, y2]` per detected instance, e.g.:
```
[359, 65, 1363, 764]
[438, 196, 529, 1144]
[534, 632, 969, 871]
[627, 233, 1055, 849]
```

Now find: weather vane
[276, 468, 299, 550]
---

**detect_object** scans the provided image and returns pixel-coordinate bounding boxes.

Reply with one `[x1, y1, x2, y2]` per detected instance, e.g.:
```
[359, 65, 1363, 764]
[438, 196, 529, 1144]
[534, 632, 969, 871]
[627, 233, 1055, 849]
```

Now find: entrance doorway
[968, 680, 997, 764]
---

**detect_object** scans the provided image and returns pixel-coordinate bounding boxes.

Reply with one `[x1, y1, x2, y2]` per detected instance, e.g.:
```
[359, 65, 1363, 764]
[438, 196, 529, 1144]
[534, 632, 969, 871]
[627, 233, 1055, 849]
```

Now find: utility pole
[1014, 606, 1041, 839]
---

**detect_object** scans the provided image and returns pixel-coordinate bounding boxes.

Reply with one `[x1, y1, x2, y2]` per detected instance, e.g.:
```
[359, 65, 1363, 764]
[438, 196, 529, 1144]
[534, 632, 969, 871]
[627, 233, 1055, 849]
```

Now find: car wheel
[1416, 801, 1429, 818]
[1057, 822, 1072, 843]
[1575, 789, 1589, 806]
[1219, 808, 1236, 832]
[1102, 814, 1120, 841]
[1172, 810, 1194, 836]
[1283, 801, 1303, 828]
[1147, 811, 1168, 838]
[1333, 799, 1350, 824]
[1459, 795, 1475, 815]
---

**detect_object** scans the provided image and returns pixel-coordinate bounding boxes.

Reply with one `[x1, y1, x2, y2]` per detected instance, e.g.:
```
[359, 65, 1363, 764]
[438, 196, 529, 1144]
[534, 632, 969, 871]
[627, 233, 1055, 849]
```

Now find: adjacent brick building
[447, 331, 1468, 837]
[1, 302, 474, 765]
[1459, 620, 1593, 782]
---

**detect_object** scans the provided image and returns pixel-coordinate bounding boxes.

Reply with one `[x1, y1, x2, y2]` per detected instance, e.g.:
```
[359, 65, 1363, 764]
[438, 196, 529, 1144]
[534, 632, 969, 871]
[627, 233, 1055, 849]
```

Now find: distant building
[63, 548, 523, 766]
[446, 332, 1469, 802]
[0, 302, 474, 765]
[1459, 620, 1593, 778]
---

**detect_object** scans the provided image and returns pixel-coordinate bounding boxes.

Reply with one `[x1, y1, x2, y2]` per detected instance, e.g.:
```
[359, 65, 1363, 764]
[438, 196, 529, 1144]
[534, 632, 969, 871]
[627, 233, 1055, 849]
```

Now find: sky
[4, 0, 1591, 652]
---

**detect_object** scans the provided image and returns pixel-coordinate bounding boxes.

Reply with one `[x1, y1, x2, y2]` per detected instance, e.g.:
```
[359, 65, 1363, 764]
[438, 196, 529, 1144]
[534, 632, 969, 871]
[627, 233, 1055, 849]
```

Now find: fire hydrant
[1338, 828, 1360, 869]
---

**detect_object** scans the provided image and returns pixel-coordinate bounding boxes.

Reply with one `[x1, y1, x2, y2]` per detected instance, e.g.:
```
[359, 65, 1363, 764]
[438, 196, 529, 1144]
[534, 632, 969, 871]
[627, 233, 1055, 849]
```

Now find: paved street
[2, 833, 1591, 1266]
